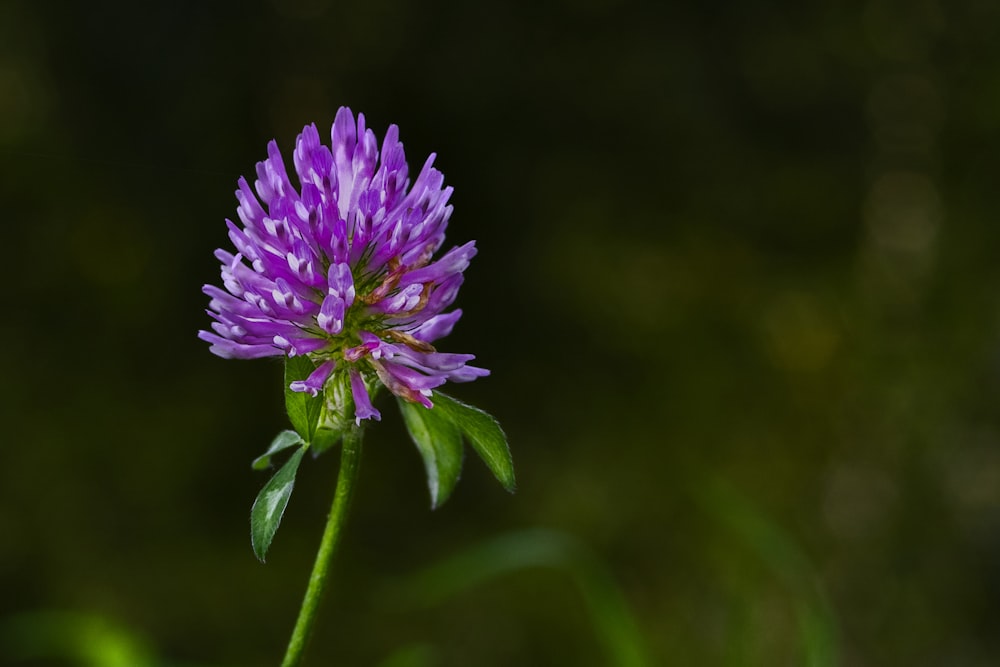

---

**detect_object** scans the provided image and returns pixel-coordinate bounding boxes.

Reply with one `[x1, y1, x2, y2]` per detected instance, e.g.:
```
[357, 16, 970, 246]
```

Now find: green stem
[281, 426, 364, 667]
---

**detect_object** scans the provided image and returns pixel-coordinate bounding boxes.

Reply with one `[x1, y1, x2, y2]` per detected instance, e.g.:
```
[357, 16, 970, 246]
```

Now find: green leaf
[252, 430, 305, 470]
[250, 446, 306, 561]
[284, 356, 324, 441]
[398, 397, 464, 508]
[310, 426, 342, 457]
[432, 392, 515, 493]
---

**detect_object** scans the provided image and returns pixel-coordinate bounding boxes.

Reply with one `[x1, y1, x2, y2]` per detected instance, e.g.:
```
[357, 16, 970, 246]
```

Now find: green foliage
[398, 392, 514, 507]
[252, 430, 304, 470]
[310, 426, 342, 457]
[250, 359, 344, 560]
[432, 392, 515, 491]
[398, 397, 464, 508]
[284, 356, 324, 442]
[251, 447, 306, 562]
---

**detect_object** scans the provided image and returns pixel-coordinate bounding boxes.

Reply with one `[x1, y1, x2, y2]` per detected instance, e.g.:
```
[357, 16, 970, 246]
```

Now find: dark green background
[3, 0, 1000, 665]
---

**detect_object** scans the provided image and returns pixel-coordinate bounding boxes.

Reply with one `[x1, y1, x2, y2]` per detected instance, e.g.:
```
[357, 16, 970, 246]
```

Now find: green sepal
[252, 430, 305, 470]
[398, 397, 464, 508]
[431, 392, 515, 493]
[284, 356, 323, 441]
[310, 426, 342, 457]
[250, 446, 306, 562]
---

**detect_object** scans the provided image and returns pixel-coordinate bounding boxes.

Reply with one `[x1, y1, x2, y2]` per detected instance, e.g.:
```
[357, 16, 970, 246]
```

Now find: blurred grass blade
[374, 643, 437, 667]
[0, 611, 157, 667]
[395, 529, 649, 667]
[697, 478, 839, 667]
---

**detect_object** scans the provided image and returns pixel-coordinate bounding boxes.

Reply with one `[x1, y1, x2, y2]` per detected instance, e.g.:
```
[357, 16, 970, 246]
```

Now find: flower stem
[281, 426, 364, 667]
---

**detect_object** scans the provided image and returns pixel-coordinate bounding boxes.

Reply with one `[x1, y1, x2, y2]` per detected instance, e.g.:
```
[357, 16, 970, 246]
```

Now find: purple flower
[200, 107, 488, 424]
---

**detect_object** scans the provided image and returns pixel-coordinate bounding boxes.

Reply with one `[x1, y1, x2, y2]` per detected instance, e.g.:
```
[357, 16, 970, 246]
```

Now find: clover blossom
[200, 107, 488, 425]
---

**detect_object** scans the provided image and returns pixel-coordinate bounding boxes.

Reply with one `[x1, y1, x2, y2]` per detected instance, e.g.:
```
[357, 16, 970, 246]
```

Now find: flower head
[200, 107, 488, 424]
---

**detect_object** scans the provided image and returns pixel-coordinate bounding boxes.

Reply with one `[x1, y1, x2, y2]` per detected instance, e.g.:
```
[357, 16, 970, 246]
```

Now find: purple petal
[235, 177, 267, 231]
[400, 241, 476, 287]
[198, 331, 282, 359]
[370, 360, 434, 408]
[293, 123, 334, 196]
[391, 274, 464, 327]
[344, 330, 384, 362]
[393, 347, 491, 383]
[273, 335, 328, 357]
[441, 364, 490, 382]
[255, 140, 294, 204]
[332, 107, 358, 220]
[317, 294, 346, 334]
[350, 369, 381, 423]
[380, 359, 447, 391]
[289, 360, 336, 396]
[328, 262, 356, 306]
[410, 310, 463, 342]
[376, 283, 424, 314]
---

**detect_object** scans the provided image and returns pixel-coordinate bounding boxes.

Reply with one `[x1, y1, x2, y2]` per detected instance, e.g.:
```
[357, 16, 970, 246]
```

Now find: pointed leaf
[252, 430, 304, 470]
[284, 356, 324, 441]
[250, 447, 306, 561]
[432, 393, 515, 493]
[398, 397, 464, 508]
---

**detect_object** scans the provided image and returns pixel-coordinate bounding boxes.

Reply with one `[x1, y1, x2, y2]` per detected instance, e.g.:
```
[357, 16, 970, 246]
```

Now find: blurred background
[2, 0, 999, 664]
